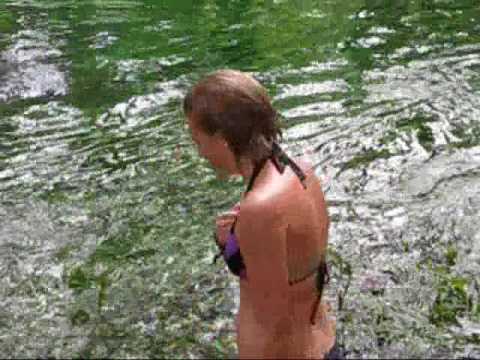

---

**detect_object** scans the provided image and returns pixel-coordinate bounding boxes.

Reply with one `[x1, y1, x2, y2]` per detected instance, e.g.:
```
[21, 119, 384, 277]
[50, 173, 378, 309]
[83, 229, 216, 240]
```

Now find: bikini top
[213, 141, 329, 325]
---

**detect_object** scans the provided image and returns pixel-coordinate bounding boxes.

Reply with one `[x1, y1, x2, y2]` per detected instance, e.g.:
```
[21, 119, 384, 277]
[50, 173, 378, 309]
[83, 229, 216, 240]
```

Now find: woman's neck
[237, 156, 259, 185]
[240, 157, 273, 196]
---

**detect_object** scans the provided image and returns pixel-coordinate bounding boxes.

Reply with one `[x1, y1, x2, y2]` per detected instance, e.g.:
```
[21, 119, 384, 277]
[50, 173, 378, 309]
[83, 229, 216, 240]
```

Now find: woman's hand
[214, 202, 240, 249]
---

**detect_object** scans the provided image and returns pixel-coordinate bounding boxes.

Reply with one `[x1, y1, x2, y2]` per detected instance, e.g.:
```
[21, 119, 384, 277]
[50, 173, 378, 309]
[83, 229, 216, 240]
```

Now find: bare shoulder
[241, 156, 319, 221]
[287, 156, 328, 223]
[240, 190, 285, 226]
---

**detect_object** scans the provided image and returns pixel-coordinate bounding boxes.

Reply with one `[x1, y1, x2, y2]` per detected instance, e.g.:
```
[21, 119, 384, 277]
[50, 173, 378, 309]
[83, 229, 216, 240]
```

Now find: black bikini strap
[230, 156, 268, 234]
[246, 141, 308, 193]
[310, 261, 329, 325]
[245, 156, 269, 193]
[272, 142, 307, 189]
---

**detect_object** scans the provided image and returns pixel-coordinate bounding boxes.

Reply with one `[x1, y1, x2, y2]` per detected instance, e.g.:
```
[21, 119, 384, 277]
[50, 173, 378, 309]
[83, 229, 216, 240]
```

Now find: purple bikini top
[219, 142, 307, 280]
[224, 229, 247, 279]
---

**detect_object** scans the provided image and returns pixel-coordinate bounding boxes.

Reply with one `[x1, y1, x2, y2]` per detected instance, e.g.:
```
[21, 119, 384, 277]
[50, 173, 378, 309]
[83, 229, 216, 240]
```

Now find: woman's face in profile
[186, 113, 235, 178]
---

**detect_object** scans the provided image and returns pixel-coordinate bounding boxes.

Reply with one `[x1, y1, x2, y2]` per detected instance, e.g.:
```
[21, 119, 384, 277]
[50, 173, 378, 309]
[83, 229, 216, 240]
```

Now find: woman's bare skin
[215, 157, 334, 359]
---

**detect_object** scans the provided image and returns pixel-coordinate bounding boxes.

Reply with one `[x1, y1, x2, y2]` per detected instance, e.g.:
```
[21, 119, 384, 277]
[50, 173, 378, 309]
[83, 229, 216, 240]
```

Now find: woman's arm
[236, 197, 293, 328]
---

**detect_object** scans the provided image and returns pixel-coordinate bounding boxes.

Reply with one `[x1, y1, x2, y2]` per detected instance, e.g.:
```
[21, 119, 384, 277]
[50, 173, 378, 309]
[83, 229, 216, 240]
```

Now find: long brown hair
[183, 69, 284, 169]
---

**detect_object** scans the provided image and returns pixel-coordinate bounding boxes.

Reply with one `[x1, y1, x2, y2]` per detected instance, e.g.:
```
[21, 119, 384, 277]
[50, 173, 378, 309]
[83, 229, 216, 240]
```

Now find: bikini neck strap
[245, 141, 307, 194]
[273, 142, 308, 188]
[245, 156, 268, 193]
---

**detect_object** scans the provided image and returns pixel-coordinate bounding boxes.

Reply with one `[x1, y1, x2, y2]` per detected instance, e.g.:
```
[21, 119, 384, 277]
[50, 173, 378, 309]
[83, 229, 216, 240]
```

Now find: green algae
[71, 309, 90, 326]
[396, 114, 435, 151]
[430, 273, 471, 327]
[343, 149, 393, 171]
[54, 243, 78, 261]
[68, 267, 95, 290]
[450, 125, 480, 149]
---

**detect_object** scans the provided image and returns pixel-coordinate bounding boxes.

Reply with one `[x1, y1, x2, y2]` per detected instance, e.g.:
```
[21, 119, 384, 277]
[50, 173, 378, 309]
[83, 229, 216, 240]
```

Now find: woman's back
[284, 157, 330, 286]
[237, 156, 335, 359]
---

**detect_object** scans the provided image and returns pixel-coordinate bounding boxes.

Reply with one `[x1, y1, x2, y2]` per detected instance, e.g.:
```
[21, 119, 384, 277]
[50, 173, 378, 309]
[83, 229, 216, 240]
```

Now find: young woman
[184, 69, 341, 359]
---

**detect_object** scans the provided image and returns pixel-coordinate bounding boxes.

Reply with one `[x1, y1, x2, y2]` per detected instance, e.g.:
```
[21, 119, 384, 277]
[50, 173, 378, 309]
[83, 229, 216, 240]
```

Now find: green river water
[1, 0, 479, 358]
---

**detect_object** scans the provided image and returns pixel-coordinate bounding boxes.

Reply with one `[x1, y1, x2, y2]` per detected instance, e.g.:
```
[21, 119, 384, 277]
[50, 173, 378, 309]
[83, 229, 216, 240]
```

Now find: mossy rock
[343, 148, 393, 171]
[430, 275, 471, 326]
[445, 245, 457, 267]
[55, 243, 79, 261]
[396, 114, 434, 151]
[92, 235, 136, 263]
[68, 266, 95, 290]
[379, 129, 398, 146]
[70, 309, 91, 326]
[449, 125, 480, 149]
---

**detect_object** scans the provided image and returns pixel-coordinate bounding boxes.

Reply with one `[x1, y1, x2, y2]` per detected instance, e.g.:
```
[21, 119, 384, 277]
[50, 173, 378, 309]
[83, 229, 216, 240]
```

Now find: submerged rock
[0, 30, 67, 103]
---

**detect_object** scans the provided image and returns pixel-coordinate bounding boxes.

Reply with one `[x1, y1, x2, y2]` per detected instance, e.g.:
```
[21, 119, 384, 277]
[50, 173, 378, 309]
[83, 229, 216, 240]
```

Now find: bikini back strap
[310, 260, 329, 325]
[272, 142, 307, 189]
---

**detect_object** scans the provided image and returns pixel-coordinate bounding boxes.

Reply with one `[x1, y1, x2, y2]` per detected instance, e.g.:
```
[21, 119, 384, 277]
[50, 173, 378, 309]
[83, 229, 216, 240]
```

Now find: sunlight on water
[0, 0, 479, 358]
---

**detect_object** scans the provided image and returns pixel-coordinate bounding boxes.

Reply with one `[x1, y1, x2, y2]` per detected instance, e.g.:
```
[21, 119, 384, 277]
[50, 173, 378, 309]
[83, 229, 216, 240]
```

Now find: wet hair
[183, 69, 284, 169]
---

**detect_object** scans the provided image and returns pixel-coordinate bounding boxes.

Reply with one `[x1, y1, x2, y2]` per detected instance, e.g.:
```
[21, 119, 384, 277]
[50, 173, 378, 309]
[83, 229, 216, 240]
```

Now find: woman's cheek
[197, 144, 208, 159]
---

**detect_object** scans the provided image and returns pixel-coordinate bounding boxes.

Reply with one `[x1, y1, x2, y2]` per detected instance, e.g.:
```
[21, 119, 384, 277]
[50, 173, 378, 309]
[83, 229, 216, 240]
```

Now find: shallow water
[0, 0, 479, 358]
